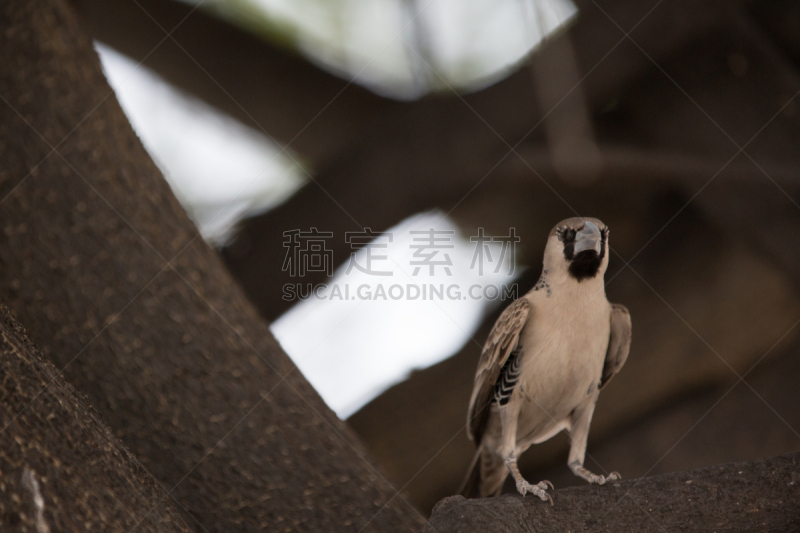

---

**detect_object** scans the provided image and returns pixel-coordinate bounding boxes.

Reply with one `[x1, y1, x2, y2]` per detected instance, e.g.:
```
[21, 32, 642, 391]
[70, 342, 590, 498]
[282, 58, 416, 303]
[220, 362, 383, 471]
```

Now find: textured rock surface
[426, 452, 800, 532]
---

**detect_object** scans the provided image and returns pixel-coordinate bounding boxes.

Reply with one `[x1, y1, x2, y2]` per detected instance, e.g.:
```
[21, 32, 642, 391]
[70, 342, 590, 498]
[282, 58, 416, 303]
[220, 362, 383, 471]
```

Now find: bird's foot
[515, 479, 554, 504]
[587, 471, 620, 485]
[571, 462, 621, 485]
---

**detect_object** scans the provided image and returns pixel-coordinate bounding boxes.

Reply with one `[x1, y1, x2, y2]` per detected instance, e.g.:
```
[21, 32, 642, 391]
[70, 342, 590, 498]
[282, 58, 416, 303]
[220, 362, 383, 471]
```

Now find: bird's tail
[458, 446, 483, 498]
[458, 446, 509, 498]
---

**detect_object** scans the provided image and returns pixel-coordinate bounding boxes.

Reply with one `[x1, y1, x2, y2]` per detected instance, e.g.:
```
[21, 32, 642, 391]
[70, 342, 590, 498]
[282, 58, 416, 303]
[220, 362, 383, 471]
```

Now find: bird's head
[543, 217, 609, 282]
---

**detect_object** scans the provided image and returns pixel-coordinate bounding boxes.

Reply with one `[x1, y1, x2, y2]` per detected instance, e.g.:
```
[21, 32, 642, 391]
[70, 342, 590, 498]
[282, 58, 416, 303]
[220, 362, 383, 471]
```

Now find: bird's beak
[574, 221, 602, 254]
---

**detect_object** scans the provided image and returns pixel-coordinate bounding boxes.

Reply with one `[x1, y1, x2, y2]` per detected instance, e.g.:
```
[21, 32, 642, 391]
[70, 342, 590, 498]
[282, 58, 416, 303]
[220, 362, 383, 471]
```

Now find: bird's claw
[516, 479, 554, 504]
[591, 471, 621, 485]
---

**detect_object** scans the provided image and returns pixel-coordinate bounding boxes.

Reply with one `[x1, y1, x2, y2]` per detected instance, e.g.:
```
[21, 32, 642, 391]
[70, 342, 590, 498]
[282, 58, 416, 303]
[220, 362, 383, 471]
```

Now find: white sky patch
[255, 0, 415, 97]
[425, 0, 577, 90]
[95, 43, 305, 245]
[181, 0, 577, 98]
[271, 212, 519, 418]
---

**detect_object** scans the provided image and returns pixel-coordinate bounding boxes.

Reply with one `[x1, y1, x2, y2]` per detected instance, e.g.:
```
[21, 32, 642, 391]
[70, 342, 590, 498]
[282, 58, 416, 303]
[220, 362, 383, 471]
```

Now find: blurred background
[76, 0, 800, 516]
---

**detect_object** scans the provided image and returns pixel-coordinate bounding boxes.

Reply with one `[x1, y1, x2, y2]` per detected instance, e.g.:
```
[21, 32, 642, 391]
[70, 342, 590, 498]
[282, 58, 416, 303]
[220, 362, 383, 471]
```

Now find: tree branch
[0, 1, 422, 530]
[219, 0, 743, 320]
[426, 451, 800, 531]
[0, 302, 192, 532]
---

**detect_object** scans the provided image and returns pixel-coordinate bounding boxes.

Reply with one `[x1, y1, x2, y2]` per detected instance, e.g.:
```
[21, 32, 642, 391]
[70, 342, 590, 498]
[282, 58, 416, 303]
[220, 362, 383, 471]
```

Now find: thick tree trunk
[0, 1, 422, 531]
[0, 303, 193, 532]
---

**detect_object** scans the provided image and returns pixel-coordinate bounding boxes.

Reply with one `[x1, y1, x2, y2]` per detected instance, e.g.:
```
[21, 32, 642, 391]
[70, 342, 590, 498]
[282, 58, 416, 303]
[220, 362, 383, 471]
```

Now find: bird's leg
[504, 453, 553, 504]
[499, 407, 553, 503]
[568, 401, 620, 485]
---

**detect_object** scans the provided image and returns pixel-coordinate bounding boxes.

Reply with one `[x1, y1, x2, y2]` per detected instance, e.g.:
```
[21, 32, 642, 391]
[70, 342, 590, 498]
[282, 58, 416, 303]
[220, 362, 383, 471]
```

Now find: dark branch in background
[0, 303, 192, 532]
[219, 0, 741, 321]
[426, 451, 800, 532]
[528, 25, 601, 185]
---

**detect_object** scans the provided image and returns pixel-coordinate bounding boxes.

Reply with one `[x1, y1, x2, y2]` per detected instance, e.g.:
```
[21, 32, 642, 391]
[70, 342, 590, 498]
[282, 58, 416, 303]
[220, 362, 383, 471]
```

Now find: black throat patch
[568, 250, 604, 281]
[559, 226, 607, 282]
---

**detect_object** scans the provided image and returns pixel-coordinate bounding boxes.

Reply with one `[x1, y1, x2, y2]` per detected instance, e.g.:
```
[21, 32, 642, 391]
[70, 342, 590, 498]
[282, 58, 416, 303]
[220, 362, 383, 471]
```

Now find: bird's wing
[467, 298, 530, 444]
[599, 303, 631, 390]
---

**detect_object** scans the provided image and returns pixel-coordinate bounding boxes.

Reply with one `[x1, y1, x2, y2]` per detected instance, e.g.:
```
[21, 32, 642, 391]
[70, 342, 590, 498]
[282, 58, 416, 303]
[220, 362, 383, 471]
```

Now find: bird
[459, 217, 631, 503]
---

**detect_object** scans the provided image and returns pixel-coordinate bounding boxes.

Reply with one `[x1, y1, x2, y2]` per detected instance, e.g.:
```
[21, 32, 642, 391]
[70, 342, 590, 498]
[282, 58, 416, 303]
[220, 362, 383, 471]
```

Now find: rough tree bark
[426, 452, 800, 532]
[0, 303, 193, 532]
[0, 1, 422, 531]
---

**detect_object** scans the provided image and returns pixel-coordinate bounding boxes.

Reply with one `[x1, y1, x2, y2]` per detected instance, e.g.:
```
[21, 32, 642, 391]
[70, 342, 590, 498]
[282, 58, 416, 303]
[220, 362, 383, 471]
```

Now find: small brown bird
[460, 217, 631, 503]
